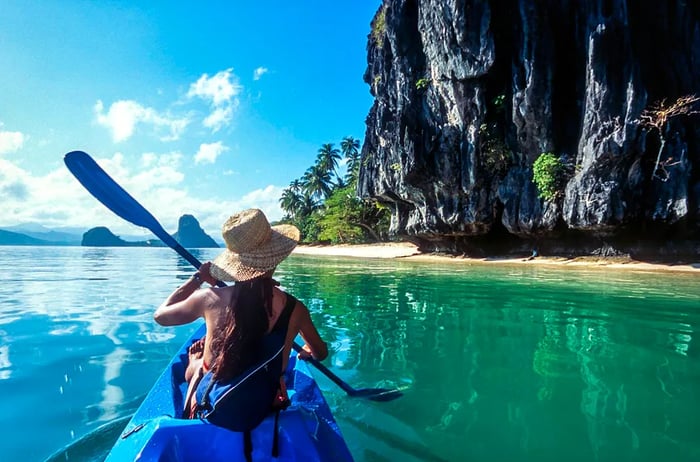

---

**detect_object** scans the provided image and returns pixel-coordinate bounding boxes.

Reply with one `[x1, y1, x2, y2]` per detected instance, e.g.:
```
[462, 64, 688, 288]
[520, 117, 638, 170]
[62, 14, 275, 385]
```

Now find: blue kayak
[105, 324, 354, 461]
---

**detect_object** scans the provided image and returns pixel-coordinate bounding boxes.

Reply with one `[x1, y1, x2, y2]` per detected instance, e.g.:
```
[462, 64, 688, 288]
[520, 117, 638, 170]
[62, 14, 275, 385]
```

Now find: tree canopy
[278, 136, 389, 244]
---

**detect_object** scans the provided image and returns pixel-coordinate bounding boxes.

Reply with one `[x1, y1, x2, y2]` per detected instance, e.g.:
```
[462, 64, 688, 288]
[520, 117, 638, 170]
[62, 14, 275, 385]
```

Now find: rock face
[360, 0, 700, 257]
[172, 215, 219, 248]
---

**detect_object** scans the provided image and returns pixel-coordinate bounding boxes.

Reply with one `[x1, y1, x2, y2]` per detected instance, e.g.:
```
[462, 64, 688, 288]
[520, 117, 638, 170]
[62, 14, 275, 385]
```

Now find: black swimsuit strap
[270, 293, 297, 335]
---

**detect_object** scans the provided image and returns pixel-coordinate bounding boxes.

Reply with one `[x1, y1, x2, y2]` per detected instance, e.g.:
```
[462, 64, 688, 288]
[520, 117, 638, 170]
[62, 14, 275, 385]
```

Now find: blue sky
[0, 0, 380, 238]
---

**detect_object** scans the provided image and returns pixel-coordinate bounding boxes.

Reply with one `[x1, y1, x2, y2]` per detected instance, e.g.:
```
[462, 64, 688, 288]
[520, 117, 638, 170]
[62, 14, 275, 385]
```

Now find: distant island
[81, 227, 165, 247]
[171, 214, 218, 248]
[0, 214, 219, 249]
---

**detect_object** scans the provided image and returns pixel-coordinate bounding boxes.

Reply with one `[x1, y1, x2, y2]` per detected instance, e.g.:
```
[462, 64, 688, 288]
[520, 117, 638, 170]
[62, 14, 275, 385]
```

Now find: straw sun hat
[210, 209, 300, 282]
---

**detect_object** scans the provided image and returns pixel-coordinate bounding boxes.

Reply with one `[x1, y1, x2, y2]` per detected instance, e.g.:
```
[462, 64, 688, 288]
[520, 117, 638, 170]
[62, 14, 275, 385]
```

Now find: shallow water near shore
[1, 246, 699, 461]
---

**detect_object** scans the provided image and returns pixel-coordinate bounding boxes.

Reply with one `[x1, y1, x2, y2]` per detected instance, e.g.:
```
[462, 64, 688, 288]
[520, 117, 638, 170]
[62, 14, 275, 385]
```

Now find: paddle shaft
[292, 343, 356, 395]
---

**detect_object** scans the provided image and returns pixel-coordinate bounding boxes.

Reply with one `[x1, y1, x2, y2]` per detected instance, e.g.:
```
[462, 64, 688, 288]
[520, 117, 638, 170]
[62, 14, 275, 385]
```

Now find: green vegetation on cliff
[532, 152, 566, 200]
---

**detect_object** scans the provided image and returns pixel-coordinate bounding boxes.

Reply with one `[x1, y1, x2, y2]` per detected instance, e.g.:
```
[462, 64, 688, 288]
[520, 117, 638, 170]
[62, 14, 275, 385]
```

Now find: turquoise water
[0, 246, 699, 461]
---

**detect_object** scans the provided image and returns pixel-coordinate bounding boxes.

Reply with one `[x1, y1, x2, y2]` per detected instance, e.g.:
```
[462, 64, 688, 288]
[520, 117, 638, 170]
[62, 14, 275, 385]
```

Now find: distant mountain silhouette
[81, 227, 167, 247]
[82, 227, 143, 246]
[0, 229, 52, 246]
[1, 215, 218, 248]
[172, 214, 219, 248]
[1, 223, 54, 233]
[0, 224, 81, 245]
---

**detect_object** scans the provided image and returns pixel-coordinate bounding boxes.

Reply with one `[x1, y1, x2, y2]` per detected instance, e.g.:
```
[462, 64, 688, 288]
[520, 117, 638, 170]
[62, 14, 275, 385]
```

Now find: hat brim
[210, 224, 300, 282]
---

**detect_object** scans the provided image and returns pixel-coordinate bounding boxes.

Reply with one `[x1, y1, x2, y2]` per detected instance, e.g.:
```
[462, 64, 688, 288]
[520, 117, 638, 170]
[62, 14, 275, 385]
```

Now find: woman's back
[201, 283, 295, 378]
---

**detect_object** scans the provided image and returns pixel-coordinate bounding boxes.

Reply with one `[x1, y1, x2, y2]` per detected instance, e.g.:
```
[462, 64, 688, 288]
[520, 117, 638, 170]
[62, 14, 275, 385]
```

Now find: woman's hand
[297, 343, 314, 360]
[198, 262, 219, 286]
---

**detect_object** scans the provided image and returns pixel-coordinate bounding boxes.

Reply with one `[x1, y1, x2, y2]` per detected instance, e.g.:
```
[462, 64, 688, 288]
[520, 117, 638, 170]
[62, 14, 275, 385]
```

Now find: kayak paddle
[64, 150, 403, 402]
[292, 343, 403, 401]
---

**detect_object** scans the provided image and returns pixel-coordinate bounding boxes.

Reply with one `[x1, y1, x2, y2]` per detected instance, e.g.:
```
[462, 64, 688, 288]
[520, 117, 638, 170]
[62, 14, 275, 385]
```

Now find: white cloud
[231, 186, 285, 222]
[141, 151, 183, 169]
[195, 142, 228, 165]
[203, 106, 233, 132]
[187, 69, 241, 106]
[253, 67, 269, 81]
[141, 152, 157, 167]
[197, 184, 285, 235]
[0, 158, 30, 200]
[94, 100, 189, 142]
[0, 153, 285, 240]
[132, 166, 184, 190]
[187, 69, 241, 132]
[0, 129, 26, 155]
[0, 156, 113, 230]
[240, 185, 285, 219]
[0, 153, 187, 235]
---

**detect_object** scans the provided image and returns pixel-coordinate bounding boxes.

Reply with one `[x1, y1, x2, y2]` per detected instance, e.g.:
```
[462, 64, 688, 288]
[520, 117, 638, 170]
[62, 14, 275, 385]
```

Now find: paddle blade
[64, 150, 205, 270]
[64, 151, 170, 245]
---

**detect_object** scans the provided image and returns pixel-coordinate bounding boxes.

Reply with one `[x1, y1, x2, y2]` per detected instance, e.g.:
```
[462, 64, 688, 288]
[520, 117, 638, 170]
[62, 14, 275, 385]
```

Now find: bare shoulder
[201, 285, 232, 310]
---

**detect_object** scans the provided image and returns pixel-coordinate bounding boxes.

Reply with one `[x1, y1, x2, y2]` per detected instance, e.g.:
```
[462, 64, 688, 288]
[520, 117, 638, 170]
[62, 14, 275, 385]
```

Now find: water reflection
[81, 247, 116, 261]
[175, 248, 208, 274]
[0, 345, 11, 380]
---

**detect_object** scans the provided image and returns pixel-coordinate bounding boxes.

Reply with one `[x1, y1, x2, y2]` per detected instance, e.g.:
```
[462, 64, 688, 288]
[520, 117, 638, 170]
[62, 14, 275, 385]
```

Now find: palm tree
[279, 187, 303, 218]
[288, 178, 303, 193]
[341, 136, 361, 186]
[316, 143, 341, 182]
[298, 193, 319, 217]
[302, 163, 333, 200]
[335, 176, 347, 190]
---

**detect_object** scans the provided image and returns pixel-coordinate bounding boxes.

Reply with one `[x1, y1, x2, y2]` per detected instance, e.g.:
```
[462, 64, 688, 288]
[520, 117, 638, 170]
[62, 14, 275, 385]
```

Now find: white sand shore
[293, 242, 700, 273]
[294, 242, 421, 258]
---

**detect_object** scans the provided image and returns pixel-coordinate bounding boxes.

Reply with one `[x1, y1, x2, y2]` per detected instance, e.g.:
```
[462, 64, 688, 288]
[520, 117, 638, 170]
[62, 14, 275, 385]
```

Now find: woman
[153, 208, 328, 419]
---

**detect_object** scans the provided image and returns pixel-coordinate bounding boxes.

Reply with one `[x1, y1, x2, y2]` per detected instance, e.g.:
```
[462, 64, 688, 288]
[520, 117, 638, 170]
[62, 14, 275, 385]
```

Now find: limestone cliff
[172, 215, 219, 248]
[360, 0, 700, 258]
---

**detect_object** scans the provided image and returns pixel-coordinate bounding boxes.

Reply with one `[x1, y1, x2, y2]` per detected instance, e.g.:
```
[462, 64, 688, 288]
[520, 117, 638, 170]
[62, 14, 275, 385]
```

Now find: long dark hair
[211, 277, 274, 381]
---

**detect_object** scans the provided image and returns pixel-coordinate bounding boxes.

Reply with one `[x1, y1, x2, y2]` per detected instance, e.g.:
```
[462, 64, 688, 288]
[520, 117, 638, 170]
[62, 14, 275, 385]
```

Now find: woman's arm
[154, 263, 219, 326]
[294, 301, 328, 360]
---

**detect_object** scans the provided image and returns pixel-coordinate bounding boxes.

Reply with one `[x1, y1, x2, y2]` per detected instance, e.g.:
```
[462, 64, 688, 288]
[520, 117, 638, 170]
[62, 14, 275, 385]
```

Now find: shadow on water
[43, 415, 131, 462]
[340, 415, 449, 462]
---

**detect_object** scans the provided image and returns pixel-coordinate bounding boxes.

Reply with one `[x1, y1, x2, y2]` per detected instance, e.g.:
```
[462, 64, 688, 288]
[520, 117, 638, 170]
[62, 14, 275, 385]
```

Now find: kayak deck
[106, 324, 353, 461]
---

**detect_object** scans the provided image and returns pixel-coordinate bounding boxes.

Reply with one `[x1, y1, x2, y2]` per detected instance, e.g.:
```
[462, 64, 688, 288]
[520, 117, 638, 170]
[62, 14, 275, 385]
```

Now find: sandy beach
[294, 242, 700, 273]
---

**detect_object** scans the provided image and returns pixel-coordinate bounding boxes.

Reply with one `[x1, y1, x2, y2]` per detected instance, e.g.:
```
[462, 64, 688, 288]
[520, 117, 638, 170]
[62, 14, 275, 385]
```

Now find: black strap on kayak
[243, 430, 253, 462]
[271, 396, 290, 457]
[272, 409, 281, 457]
[197, 374, 216, 415]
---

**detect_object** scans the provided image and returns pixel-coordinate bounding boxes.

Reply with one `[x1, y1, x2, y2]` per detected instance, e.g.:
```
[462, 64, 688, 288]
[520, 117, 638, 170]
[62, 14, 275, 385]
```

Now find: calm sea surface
[0, 246, 699, 462]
